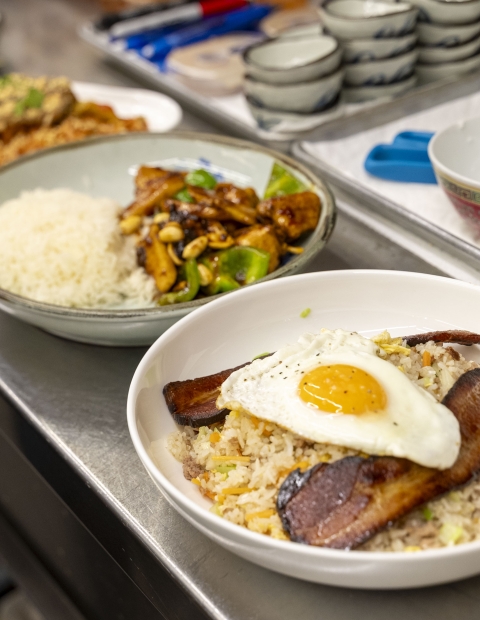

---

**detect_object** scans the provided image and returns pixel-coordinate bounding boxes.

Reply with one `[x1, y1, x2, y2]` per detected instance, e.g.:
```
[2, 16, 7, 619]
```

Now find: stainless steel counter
[1, 2, 480, 619]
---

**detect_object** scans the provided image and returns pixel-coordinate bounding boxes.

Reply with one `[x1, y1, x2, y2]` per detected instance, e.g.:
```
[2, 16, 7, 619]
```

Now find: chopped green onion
[214, 464, 236, 474]
[252, 352, 271, 361]
[439, 523, 463, 546]
[422, 507, 433, 521]
[300, 308, 311, 318]
[14, 87, 44, 115]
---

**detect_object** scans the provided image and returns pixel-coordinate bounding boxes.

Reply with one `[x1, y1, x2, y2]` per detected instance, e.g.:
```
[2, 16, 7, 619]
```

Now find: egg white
[217, 329, 461, 470]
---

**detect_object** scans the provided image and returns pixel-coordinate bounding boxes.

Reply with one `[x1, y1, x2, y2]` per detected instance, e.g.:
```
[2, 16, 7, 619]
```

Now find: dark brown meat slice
[404, 330, 480, 347]
[277, 368, 480, 550]
[163, 363, 249, 427]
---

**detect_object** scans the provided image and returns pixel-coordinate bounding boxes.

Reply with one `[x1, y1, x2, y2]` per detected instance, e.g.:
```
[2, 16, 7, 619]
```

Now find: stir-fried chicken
[257, 191, 321, 241]
[235, 224, 282, 272]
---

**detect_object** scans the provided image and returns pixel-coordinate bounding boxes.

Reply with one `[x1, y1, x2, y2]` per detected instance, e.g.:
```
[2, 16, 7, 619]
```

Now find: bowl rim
[428, 117, 480, 191]
[416, 48, 480, 67]
[339, 31, 418, 44]
[127, 269, 480, 565]
[242, 34, 340, 73]
[417, 16, 480, 31]
[415, 0, 480, 6]
[344, 47, 418, 67]
[418, 32, 480, 54]
[246, 93, 342, 117]
[342, 73, 417, 92]
[0, 131, 336, 319]
[320, 0, 417, 21]
[244, 66, 345, 88]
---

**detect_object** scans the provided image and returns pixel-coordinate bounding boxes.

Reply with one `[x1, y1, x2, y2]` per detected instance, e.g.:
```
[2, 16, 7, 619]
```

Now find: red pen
[110, 0, 248, 38]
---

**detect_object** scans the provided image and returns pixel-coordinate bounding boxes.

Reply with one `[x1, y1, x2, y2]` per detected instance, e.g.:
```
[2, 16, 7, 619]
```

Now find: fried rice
[165, 333, 480, 552]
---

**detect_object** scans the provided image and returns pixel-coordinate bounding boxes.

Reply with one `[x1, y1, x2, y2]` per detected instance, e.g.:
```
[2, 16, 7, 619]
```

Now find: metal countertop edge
[0, 376, 228, 620]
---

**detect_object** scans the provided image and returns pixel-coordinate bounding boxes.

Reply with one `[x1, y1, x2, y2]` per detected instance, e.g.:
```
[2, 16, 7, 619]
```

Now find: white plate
[128, 270, 480, 589]
[71, 81, 182, 132]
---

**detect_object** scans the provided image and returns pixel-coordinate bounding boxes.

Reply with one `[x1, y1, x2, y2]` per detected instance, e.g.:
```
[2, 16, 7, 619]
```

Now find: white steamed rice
[0, 188, 156, 308]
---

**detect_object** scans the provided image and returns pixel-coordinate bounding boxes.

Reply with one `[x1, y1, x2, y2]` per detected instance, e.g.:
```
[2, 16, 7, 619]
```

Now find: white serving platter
[72, 80, 182, 132]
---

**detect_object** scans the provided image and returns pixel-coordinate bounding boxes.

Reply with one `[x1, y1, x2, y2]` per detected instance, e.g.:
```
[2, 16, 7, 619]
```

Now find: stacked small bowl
[242, 33, 344, 126]
[319, 0, 419, 102]
[414, 0, 480, 84]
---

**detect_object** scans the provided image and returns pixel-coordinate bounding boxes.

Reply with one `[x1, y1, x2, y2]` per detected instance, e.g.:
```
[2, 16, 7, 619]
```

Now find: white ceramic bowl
[343, 73, 417, 101]
[344, 48, 418, 85]
[417, 19, 480, 47]
[429, 116, 480, 233]
[418, 34, 480, 63]
[244, 68, 344, 113]
[416, 52, 480, 83]
[127, 269, 480, 589]
[319, 0, 418, 40]
[0, 133, 336, 346]
[340, 32, 417, 62]
[242, 35, 342, 85]
[410, 0, 480, 25]
[246, 94, 342, 132]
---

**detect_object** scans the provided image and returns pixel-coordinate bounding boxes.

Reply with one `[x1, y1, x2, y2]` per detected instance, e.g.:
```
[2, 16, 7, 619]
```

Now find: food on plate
[121, 163, 321, 304]
[0, 189, 156, 308]
[0, 156, 318, 309]
[0, 73, 147, 165]
[279, 369, 480, 549]
[166, 329, 480, 551]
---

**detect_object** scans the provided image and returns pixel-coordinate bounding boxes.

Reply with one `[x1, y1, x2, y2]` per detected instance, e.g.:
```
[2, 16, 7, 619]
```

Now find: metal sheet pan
[80, 22, 480, 152]
[292, 139, 480, 272]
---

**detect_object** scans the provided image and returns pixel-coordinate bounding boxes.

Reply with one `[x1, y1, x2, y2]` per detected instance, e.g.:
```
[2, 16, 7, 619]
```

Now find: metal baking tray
[80, 22, 480, 152]
[291, 97, 480, 272]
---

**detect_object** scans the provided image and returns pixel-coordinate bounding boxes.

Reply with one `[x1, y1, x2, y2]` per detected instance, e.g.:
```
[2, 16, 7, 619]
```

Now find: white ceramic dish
[340, 32, 417, 62]
[319, 0, 418, 40]
[342, 73, 417, 101]
[416, 52, 480, 83]
[0, 133, 336, 346]
[418, 34, 480, 63]
[344, 48, 418, 86]
[244, 68, 344, 113]
[245, 95, 342, 132]
[71, 81, 182, 132]
[417, 19, 480, 47]
[429, 116, 480, 231]
[128, 269, 480, 589]
[242, 35, 342, 85]
[410, 0, 480, 25]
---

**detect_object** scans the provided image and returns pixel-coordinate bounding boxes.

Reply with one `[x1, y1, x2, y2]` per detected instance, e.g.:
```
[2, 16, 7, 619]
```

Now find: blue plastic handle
[364, 131, 437, 184]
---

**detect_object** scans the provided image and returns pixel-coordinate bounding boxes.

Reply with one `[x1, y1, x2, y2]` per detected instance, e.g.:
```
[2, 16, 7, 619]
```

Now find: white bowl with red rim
[429, 116, 480, 233]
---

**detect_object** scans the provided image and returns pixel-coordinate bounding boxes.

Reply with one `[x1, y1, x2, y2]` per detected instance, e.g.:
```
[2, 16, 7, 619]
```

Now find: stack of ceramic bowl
[414, 0, 480, 84]
[319, 0, 419, 102]
[242, 34, 344, 126]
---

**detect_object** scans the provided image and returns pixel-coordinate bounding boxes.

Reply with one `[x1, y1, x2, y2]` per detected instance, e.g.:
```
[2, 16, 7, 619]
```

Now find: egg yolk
[298, 364, 387, 415]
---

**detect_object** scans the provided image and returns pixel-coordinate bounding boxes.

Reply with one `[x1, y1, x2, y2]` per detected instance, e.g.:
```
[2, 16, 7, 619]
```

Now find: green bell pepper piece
[264, 162, 308, 199]
[159, 259, 200, 305]
[185, 168, 217, 190]
[203, 247, 270, 296]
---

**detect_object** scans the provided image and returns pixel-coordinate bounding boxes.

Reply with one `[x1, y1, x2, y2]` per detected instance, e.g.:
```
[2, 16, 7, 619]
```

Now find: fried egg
[217, 329, 461, 470]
